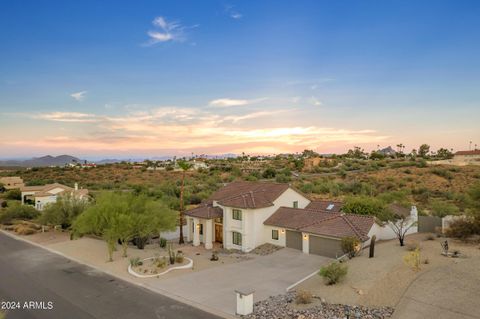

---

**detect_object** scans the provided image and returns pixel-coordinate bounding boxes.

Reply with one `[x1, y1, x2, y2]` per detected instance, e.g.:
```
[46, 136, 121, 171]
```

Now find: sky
[0, 0, 479, 159]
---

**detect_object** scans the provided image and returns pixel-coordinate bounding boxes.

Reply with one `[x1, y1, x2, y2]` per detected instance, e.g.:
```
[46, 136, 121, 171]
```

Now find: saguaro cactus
[369, 235, 376, 258]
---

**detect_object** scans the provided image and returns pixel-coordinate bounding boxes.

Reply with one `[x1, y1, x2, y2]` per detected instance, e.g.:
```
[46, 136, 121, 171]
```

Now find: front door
[215, 224, 223, 243]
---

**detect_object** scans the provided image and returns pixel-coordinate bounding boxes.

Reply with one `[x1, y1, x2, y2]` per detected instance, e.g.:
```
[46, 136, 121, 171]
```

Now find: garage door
[286, 230, 302, 250]
[309, 235, 343, 258]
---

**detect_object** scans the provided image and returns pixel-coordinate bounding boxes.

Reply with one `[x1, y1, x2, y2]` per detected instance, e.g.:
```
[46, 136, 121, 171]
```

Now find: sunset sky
[1, 1, 479, 159]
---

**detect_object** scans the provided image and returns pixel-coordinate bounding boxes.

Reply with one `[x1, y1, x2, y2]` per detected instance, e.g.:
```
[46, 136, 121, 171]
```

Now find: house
[21, 182, 89, 211]
[0, 176, 25, 190]
[453, 150, 480, 165]
[184, 181, 379, 258]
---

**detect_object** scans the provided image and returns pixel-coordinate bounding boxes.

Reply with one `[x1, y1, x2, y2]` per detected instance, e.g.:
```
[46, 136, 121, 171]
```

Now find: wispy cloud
[70, 91, 87, 101]
[208, 97, 267, 108]
[12, 106, 389, 155]
[35, 112, 98, 123]
[225, 5, 243, 19]
[309, 96, 322, 106]
[145, 16, 197, 45]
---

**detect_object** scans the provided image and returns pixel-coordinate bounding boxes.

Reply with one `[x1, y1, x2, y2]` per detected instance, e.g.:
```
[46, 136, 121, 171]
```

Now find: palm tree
[177, 160, 193, 244]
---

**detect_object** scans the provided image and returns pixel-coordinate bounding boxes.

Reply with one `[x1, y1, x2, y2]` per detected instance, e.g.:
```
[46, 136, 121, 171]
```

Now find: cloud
[35, 112, 98, 123]
[208, 97, 267, 107]
[145, 16, 197, 45]
[225, 5, 243, 19]
[309, 97, 322, 106]
[70, 91, 87, 101]
[11, 105, 389, 155]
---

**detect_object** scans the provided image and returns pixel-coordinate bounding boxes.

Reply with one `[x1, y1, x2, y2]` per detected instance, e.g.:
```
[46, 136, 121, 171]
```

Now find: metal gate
[418, 216, 442, 233]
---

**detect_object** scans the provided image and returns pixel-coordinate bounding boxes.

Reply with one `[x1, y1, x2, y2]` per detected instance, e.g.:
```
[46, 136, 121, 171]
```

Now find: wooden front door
[215, 224, 223, 243]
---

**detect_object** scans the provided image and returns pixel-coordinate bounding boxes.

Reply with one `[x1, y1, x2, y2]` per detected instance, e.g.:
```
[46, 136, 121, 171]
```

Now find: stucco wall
[222, 187, 310, 252]
[263, 225, 286, 246]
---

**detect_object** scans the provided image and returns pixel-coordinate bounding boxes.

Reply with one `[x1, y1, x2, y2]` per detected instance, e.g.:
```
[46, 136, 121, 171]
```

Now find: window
[293, 201, 298, 208]
[232, 209, 242, 220]
[232, 231, 242, 246]
[199, 223, 203, 235]
[272, 229, 279, 240]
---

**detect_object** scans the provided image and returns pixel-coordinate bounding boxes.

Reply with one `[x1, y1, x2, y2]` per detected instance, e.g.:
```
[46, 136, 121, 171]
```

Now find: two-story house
[184, 181, 386, 258]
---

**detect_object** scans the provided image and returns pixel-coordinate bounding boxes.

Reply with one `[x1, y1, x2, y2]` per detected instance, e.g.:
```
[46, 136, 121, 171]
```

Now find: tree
[177, 160, 193, 244]
[5, 189, 21, 200]
[39, 193, 90, 229]
[378, 207, 417, 246]
[436, 148, 453, 160]
[418, 144, 430, 158]
[73, 192, 176, 261]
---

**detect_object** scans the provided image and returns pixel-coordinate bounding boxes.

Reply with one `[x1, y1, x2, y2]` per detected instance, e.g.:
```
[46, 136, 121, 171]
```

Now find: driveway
[393, 262, 480, 319]
[148, 248, 331, 315]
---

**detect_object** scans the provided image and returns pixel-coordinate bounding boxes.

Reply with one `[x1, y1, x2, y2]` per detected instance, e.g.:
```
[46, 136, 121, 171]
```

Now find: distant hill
[0, 155, 84, 167]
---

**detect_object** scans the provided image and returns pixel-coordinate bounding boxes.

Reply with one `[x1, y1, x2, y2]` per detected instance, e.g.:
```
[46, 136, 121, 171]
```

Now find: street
[0, 232, 221, 319]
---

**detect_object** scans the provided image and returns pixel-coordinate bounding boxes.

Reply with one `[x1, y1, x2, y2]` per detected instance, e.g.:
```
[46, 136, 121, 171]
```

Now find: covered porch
[184, 204, 224, 250]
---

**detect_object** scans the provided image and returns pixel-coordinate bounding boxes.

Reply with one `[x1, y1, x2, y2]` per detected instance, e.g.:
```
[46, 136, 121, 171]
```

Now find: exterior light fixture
[303, 234, 308, 240]
[280, 229, 285, 234]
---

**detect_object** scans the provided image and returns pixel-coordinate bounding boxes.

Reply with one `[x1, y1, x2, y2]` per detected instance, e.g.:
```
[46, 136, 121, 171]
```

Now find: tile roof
[184, 204, 223, 219]
[306, 200, 344, 213]
[211, 181, 290, 209]
[264, 206, 374, 242]
[455, 150, 480, 156]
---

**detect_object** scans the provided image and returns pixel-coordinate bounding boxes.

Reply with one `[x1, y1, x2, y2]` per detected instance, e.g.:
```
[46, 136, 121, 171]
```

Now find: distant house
[429, 150, 480, 166]
[0, 176, 25, 190]
[303, 157, 336, 171]
[184, 181, 380, 258]
[21, 182, 89, 211]
[454, 150, 480, 163]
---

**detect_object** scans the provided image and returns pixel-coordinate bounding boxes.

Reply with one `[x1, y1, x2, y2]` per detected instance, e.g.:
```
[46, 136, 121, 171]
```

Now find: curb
[0, 230, 235, 319]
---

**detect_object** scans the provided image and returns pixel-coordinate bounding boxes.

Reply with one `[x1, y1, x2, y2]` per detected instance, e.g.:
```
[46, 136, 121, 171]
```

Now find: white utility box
[235, 287, 255, 315]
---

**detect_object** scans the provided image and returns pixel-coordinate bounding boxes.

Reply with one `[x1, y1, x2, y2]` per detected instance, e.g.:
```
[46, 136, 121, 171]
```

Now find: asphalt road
[0, 232, 221, 319]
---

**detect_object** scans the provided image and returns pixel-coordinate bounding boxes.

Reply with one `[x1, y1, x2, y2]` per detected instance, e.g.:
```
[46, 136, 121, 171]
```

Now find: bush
[319, 262, 348, 285]
[5, 189, 21, 200]
[403, 247, 421, 271]
[406, 241, 420, 251]
[424, 234, 435, 241]
[341, 236, 360, 258]
[129, 257, 143, 267]
[445, 219, 480, 239]
[295, 290, 313, 304]
[159, 237, 167, 248]
[14, 224, 37, 235]
[0, 203, 40, 224]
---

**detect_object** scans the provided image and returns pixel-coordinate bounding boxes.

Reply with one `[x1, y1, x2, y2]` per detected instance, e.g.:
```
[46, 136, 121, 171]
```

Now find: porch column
[193, 218, 200, 246]
[186, 218, 193, 242]
[302, 232, 309, 254]
[205, 219, 213, 250]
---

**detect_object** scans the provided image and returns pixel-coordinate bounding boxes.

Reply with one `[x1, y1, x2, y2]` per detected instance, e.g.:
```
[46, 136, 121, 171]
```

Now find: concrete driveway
[148, 248, 331, 315]
[393, 262, 480, 319]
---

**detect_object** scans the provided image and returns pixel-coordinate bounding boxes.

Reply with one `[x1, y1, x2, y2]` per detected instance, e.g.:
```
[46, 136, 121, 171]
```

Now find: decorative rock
[241, 291, 394, 319]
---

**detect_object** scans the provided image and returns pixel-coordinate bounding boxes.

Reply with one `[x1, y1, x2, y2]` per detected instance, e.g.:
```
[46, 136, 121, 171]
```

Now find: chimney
[74, 183, 78, 191]
[410, 206, 418, 218]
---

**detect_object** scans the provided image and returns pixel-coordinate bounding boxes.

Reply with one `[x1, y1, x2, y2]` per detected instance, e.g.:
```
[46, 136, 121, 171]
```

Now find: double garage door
[286, 230, 343, 258]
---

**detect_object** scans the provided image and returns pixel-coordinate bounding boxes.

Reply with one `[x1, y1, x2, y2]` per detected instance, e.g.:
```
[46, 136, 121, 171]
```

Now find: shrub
[445, 219, 480, 239]
[341, 236, 360, 258]
[159, 237, 167, 248]
[295, 290, 313, 304]
[129, 257, 143, 267]
[175, 251, 184, 263]
[5, 189, 21, 200]
[424, 234, 435, 241]
[0, 203, 40, 224]
[403, 247, 421, 271]
[406, 241, 420, 251]
[14, 224, 37, 235]
[319, 262, 348, 285]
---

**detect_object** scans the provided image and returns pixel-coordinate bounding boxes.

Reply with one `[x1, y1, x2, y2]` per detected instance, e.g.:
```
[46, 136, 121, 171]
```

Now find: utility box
[235, 287, 255, 315]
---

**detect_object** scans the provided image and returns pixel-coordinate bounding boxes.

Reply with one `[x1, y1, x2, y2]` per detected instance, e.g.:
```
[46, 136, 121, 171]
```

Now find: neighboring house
[21, 182, 89, 211]
[429, 150, 480, 166]
[0, 176, 25, 190]
[184, 181, 382, 258]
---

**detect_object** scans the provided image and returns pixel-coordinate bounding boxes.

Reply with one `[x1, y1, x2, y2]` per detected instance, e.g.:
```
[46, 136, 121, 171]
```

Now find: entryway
[215, 224, 223, 243]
